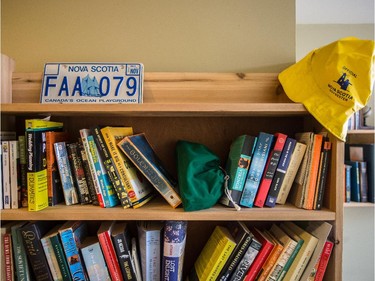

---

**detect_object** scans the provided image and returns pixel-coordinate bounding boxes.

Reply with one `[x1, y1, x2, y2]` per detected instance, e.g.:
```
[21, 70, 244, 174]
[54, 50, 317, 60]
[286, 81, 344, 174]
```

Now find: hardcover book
[66, 142, 92, 204]
[240, 132, 274, 208]
[162, 220, 188, 281]
[137, 221, 164, 281]
[54, 141, 80, 205]
[254, 132, 287, 208]
[45, 131, 70, 206]
[111, 221, 137, 281]
[189, 225, 237, 281]
[265, 137, 296, 207]
[58, 221, 89, 281]
[220, 135, 257, 207]
[20, 221, 55, 281]
[97, 221, 123, 281]
[92, 126, 132, 208]
[100, 126, 154, 208]
[80, 236, 111, 281]
[118, 133, 182, 208]
[11, 221, 32, 281]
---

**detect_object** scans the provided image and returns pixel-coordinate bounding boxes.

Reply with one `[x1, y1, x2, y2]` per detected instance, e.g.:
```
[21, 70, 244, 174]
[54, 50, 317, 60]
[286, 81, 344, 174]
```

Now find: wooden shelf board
[344, 202, 374, 208]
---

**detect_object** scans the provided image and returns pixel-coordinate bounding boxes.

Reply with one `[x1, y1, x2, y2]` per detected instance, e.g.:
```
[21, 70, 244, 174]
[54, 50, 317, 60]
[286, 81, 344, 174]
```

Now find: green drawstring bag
[176, 140, 227, 211]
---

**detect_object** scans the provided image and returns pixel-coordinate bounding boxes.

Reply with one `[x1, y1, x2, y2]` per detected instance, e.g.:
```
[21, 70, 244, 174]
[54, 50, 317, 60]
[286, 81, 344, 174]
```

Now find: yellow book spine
[25, 119, 63, 130]
[27, 169, 48, 211]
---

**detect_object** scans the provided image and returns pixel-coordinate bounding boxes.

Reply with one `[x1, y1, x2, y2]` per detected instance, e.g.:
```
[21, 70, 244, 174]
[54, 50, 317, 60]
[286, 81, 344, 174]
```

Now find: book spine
[314, 240, 334, 281]
[77, 139, 100, 206]
[18, 135, 28, 208]
[81, 242, 111, 281]
[265, 138, 296, 207]
[347, 161, 361, 202]
[314, 141, 332, 209]
[230, 238, 262, 281]
[98, 231, 123, 281]
[344, 164, 352, 203]
[87, 135, 119, 207]
[101, 127, 154, 208]
[2, 141, 11, 209]
[119, 138, 182, 208]
[277, 240, 303, 281]
[41, 236, 63, 281]
[269, 241, 297, 281]
[92, 126, 132, 209]
[11, 224, 32, 281]
[112, 232, 137, 280]
[66, 142, 92, 204]
[254, 133, 287, 207]
[162, 221, 188, 281]
[59, 228, 88, 281]
[21, 223, 54, 281]
[358, 161, 368, 202]
[3, 232, 14, 281]
[79, 129, 105, 207]
[10, 140, 20, 209]
[54, 142, 80, 205]
[49, 235, 73, 281]
[256, 242, 283, 281]
[240, 132, 274, 208]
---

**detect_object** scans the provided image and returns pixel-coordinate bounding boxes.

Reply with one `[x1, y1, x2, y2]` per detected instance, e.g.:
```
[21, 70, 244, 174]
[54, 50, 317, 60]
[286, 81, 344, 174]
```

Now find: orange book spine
[304, 134, 323, 210]
[256, 234, 283, 281]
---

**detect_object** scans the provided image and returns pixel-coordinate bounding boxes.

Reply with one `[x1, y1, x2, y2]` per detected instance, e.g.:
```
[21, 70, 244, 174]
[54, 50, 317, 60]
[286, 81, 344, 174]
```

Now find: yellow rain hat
[279, 37, 375, 141]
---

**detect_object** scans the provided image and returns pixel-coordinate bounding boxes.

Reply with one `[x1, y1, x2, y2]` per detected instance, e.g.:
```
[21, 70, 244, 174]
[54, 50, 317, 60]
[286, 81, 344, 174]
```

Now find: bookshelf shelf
[344, 202, 374, 208]
[1, 72, 343, 280]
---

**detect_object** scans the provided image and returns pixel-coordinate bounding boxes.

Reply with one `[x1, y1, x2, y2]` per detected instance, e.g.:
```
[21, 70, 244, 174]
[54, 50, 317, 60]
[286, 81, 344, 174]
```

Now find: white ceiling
[297, 0, 375, 24]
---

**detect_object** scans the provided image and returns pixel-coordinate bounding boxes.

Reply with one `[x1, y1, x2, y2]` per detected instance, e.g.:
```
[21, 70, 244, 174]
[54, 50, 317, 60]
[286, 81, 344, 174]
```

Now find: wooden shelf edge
[344, 202, 375, 208]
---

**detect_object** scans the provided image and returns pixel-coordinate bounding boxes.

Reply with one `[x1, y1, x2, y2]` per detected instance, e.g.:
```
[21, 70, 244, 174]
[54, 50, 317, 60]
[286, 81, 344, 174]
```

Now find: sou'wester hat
[279, 37, 375, 141]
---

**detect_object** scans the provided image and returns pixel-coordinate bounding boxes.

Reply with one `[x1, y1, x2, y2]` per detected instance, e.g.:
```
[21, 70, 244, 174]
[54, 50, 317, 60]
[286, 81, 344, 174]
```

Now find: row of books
[0, 118, 183, 211]
[221, 131, 332, 210]
[347, 106, 374, 131]
[1, 220, 187, 281]
[188, 220, 334, 281]
[344, 143, 374, 203]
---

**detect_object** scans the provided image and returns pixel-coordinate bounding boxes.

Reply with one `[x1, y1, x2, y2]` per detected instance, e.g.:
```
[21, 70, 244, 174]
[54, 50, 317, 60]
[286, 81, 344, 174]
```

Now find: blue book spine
[240, 132, 274, 208]
[59, 222, 88, 281]
[54, 142, 79, 205]
[345, 161, 361, 202]
[265, 138, 297, 207]
[81, 240, 111, 281]
[87, 135, 119, 207]
[162, 221, 188, 281]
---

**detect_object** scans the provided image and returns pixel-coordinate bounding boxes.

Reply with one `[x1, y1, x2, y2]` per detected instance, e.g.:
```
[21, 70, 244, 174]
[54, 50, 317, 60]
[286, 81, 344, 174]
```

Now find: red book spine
[98, 230, 123, 281]
[3, 233, 13, 281]
[314, 240, 334, 281]
[254, 133, 287, 207]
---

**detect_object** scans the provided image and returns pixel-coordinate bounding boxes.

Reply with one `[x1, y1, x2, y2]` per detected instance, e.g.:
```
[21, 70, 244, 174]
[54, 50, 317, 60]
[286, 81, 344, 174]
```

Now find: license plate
[40, 63, 144, 104]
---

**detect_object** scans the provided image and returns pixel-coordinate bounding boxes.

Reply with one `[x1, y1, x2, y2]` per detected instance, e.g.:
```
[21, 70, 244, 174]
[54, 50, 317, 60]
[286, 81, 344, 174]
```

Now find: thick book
[137, 221, 164, 281]
[54, 141, 80, 205]
[229, 237, 262, 281]
[276, 142, 307, 205]
[9, 140, 20, 209]
[97, 221, 123, 281]
[218, 221, 254, 281]
[265, 137, 296, 207]
[254, 132, 287, 208]
[80, 236, 111, 281]
[87, 134, 120, 207]
[313, 240, 334, 281]
[66, 142, 92, 204]
[244, 227, 275, 281]
[20, 221, 55, 281]
[100, 126, 154, 208]
[58, 221, 89, 281]
[92, 126, 132, 209]
[41, 224, 72, 281]
[189, 225, 237, 281]
[118, 133, 182, 208]
[313, 140, 332, 209]
[111, 221, 137, 281]
[282, 222, 319, 281]
[162, 220, 188, 281]
[45, 131, 70, 206]
[220, 135, 257, 207]
[11, 221, 32, 281]
[345, 161, 361, 202]
[240, 132, 274, 208]
[345, 143, 374, 202]
[266, 224, 297, 281]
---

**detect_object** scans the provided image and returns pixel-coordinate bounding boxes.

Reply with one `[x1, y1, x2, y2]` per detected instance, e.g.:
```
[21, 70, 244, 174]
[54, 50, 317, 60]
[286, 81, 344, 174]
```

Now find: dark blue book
[345, 161, 361, 202]
[265, 137, 297, 207]
[240, 132, 274, 208]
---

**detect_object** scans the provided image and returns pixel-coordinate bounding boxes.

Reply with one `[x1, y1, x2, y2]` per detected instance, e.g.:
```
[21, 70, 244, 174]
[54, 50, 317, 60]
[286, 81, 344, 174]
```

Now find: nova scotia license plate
[40, 63, 144, 103]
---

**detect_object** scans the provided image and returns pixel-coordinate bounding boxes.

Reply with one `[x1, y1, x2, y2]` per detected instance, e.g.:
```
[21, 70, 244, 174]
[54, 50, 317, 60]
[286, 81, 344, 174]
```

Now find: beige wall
[1, 0, 295, 73]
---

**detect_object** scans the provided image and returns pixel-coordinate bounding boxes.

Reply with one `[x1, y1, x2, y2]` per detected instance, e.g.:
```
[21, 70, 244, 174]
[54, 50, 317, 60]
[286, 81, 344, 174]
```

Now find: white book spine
[9, 140, 19, 209]
[2, 141, 11, 209]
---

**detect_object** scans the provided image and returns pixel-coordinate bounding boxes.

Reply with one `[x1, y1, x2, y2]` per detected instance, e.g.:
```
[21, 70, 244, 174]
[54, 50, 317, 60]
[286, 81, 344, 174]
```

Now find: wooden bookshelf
[1, 72, 344, 280]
